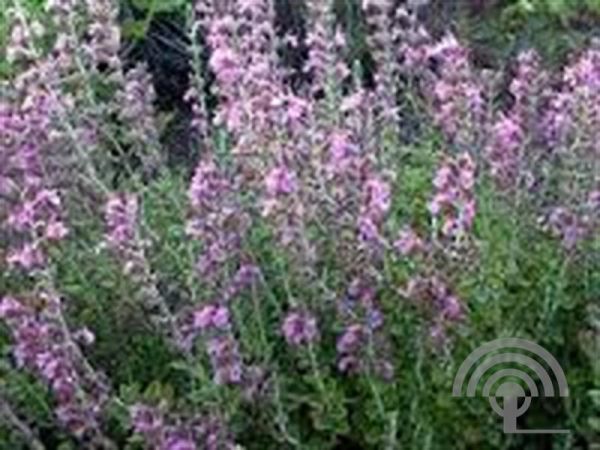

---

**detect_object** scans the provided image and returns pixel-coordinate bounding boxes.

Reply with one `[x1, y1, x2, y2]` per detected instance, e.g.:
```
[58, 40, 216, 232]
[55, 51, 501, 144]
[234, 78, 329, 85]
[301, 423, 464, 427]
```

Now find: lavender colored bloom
[326, 130, 361, 180]
[193, 304, 230, 331]
[104, 193, 138, 248]
[358, 176, 392, 246]
[4, 185, 68, 270]
[547, 207, 587, 249]
[206, 336, 243, 384]
[305, 0, 349, 97]
[84, 0, 121, 70]
[0, 295, 109, 438]
[486, 114, 523, 189]
[510, 50, 547, 126]
[265, 166, 297, 196]
[116, 64, 161, 174]
[209, 47, 242, 85]
[162, 429, 197, 450]
[187, 160, 229, 212]
[281, 311, 318, 346]
[336, 324, 364, 355]
[131, 404, 164, 436]
[363, 0, 401, 130]
[588, 190, 600, 213]
[394, 227, 425, 256]
[132, 404, 236, 450]
[420, 34, 485, 148]
[7, 243, 45, 270]
[187, 158, 249, 287]
[429, 153, 476, 239]
[404, 276, 465, 342]
[221, 264, 261, 302]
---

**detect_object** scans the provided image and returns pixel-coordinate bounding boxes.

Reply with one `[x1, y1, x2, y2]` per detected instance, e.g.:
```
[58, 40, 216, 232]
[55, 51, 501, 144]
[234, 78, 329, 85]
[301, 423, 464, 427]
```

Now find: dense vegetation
[0, 1, 598, 449]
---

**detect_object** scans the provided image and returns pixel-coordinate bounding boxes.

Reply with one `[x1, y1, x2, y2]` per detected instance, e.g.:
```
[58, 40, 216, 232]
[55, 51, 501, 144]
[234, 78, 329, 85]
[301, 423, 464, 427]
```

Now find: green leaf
[588, 390, 600, 408]
[588, 417, 600, 432]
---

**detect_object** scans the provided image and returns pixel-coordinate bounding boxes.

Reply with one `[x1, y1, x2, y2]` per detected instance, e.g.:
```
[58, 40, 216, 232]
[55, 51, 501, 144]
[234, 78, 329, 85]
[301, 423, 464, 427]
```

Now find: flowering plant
[0, 1, 597, 449]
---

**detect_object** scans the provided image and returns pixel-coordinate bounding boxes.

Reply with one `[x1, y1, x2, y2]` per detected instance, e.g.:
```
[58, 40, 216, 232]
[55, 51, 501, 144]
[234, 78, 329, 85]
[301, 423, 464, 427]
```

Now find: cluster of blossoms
[104, 193, 141, 273]
[485, 51, 546, 194]
[539, 47, 600, 248]
[2, 0, 598, 446]
[412, 34, 486, 150]
[0, 295, 109, 440]
[6, 188, 69, 270]
[358, 175, 393, 247]
[509, 50, 547, 129]
[103, 191, 196, 353]
[485, 114, 524, 190]
[83, 0, 121, 71]
[429, 152, 476, 241]
[261, 162, 306, 251]
[305, 0, 350, 99]
[407, 30, 598, 251]
[1, 60, 70, 270]
[362, 0, 404, 132]
[190, 303, 243, 385]
[116, 63, 162, 174]
[131, 404, 234, 450]
[281, 311, 319, 347]
[186, 159, 249, 285]
[335, 279, 393, 379]
[404, 275, 464, 344]
[185, 157, 259, 383]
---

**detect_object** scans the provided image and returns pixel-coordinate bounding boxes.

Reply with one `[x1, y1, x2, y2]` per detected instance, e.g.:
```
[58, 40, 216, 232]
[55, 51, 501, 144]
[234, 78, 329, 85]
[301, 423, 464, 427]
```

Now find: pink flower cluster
[305, 0, 350, 97]
[429, 153, 476, 240]
[104, 193, 139, 264]
[1, 85, 68, 271]
[186, 159, 247, 284]
[281, 311, 319, 346]
[117, 63, 162, 174]
[405, 275, 465, 344]
[131, 404, 234, 450]
[6, 188, 68, 269]
[358, 176, 392, 245]
[485, 114, 524, 190]
[0, 295, 109, 438]
[418, 34, 485, 149]
[188, 302, 243, 385]
[335, 279, 393, 379]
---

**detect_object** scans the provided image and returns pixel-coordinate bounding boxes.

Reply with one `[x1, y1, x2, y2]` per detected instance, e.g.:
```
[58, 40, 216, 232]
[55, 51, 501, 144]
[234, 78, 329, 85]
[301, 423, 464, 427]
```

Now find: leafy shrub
[0, 1, 598, 449]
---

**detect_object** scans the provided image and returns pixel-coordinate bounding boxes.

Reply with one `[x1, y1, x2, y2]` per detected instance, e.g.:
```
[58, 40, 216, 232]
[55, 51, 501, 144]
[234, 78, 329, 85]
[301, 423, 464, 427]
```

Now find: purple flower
[486, 114, 523, 189]
[193, 304, 230, 331]
[394, 227, 425, 256]
[336, 324, 364, 355]
[547, 207, 587, 249]
[281, 311, 318, 346]
[362, 177, 391, 220]
[104, 193, 138, 247]
[7, 243, 45, 270]
[421, 34, 485, 148]
[404, 276, 465, 341]
[265, 166, 297, 196]
[1, 295, 109, 438]
[206, 336, 243, 385]
[187, 160, 229, 212]
[163, 430, 197, 450]
[429, 153, 476, 239]
[209, 48, 242, 85]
